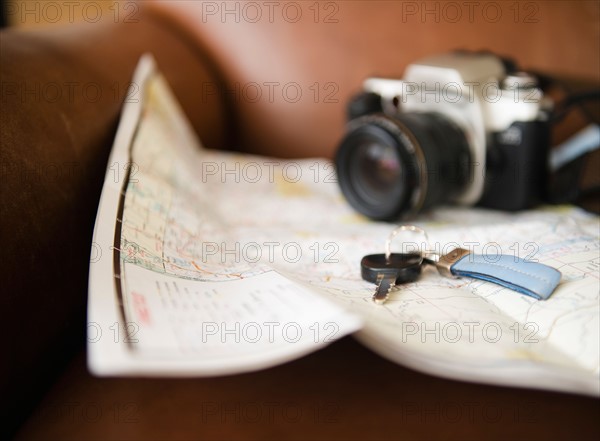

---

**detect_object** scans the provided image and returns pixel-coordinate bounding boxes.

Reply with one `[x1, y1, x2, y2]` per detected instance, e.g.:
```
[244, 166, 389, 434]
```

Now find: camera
[335, 52, 551, 220]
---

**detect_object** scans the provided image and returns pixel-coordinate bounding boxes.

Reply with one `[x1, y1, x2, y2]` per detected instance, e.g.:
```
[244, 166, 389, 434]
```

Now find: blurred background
[3, 0, 117, 27]
[2, 0, 598, 158]
[2, 1, 599, 440]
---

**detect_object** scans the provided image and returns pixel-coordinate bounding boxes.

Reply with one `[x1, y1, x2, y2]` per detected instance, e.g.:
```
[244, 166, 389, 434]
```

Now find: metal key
[361, 253, 422, 304]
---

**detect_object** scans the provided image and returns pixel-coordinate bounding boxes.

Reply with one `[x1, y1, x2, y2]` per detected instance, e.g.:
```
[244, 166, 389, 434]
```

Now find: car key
[361, 253, 422, 304]
[362, 224, 562, 306]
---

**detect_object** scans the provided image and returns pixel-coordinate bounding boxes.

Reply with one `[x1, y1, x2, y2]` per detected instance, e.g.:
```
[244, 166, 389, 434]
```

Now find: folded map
[88, 55, 599, 396]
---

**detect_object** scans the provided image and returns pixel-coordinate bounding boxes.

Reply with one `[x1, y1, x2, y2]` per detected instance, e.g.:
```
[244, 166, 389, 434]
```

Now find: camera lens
[335, 113, 471, 220]
[355, 142, 402, 202]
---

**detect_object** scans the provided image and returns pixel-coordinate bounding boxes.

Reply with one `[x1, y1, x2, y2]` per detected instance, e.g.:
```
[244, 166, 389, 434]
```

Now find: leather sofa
[2, 1, 599, 439]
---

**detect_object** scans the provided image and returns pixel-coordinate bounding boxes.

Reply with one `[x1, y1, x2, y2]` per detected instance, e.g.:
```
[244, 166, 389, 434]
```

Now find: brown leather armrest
[0, 10, 227, 436]
[151, 0, 600, 158]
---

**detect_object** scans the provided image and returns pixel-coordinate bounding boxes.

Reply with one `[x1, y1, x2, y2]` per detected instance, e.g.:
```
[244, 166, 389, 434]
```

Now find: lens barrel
[335, 113, 471, 220]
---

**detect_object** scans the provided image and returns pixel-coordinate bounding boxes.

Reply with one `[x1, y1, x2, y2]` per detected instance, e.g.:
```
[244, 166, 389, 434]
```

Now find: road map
[88, 55, 599, 396]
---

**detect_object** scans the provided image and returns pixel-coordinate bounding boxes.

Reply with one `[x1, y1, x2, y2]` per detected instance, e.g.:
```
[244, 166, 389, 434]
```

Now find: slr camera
[335, 52, 551, 220]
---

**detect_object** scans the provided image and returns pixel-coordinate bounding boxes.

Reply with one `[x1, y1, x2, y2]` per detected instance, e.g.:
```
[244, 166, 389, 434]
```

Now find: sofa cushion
[16, 338, 600, 440]
[0, 9, 228, 435]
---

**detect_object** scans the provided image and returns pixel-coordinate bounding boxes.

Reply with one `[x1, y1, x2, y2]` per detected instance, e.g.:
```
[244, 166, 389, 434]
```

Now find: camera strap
[547, 124, 600, 210]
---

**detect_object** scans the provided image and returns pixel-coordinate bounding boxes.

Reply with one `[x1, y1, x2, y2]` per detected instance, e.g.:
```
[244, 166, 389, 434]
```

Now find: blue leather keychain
[423, 247, 561, 300]
[381, 226, 562, 301]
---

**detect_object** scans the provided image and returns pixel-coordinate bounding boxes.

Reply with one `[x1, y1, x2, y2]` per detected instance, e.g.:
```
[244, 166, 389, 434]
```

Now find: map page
[88, 56, 598, 396]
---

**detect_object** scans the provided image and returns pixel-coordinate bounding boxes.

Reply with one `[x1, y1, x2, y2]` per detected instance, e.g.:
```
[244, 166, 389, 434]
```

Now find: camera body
[335, 52, 551, 220]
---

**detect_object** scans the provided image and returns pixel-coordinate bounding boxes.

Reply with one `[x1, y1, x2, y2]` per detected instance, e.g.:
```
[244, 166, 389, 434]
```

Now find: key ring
[384, 225, 432, 263]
